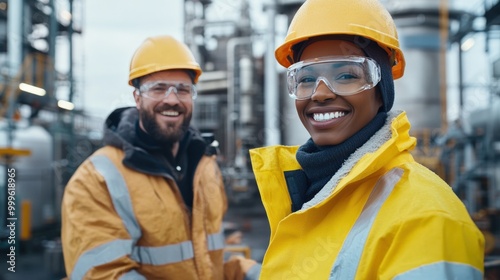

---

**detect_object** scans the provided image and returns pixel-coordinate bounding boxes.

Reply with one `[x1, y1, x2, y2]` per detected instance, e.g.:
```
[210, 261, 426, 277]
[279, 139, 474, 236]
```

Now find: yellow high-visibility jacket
[250, 111, 484, 279]
[61, 107, 227, 280]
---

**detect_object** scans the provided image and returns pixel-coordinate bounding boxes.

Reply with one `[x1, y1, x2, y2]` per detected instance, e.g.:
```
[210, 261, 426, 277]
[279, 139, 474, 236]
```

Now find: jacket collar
[301, 110, 415, 210]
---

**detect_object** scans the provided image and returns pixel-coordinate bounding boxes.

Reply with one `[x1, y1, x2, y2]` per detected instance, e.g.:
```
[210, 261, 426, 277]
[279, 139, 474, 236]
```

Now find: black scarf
[295, 111, 387, 205]
[133, 121, 195, 208]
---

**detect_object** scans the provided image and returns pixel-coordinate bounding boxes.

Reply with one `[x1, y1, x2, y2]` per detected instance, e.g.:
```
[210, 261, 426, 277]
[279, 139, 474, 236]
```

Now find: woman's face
[295, 40, 383, 146]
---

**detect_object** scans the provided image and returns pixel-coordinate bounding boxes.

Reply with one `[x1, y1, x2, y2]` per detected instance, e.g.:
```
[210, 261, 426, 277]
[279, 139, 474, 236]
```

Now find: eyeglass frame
[136, 80, 198, 101]
[286, 55, 381, 100]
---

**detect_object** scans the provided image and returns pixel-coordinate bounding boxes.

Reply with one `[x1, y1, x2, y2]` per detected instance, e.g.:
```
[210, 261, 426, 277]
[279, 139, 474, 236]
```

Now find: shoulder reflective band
[91, 155, 141, 243]
[330, 168, 403, 279]
[393, 261, 482, 279]
[71, 155, 143, 280]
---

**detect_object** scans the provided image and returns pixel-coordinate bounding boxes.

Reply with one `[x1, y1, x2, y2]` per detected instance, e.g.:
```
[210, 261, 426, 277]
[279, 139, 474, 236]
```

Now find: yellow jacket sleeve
[61, 159, 141, 279]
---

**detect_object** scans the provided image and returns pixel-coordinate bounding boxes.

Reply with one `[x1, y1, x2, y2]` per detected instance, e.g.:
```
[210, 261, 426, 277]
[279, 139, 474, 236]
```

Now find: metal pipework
[226, 36, 253, 163]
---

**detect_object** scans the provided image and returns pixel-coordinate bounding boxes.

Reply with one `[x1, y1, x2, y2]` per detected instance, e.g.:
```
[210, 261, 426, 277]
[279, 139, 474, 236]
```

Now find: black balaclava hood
[289, 35, 394, 211]
[293, 35, 395, 112]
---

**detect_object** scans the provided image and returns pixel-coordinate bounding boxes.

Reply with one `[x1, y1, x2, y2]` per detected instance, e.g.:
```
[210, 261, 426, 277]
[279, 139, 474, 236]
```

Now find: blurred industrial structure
[0, 0, 96, 278]
[1, 0, 500, 278]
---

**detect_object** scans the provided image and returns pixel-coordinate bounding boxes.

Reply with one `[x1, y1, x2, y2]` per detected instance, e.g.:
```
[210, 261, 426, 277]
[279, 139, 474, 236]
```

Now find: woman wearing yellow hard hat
[248, 0, 485, 279]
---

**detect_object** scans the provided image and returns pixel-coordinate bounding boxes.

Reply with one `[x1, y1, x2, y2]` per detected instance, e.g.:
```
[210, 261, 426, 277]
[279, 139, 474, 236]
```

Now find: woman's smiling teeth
[160, 110, 180, 117]
[313, 111, 345, 122]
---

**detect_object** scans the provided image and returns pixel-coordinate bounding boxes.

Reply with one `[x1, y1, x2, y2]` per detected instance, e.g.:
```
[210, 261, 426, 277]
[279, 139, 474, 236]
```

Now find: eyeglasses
[138, 81, 197, 100]
[286, 56, 381, 100]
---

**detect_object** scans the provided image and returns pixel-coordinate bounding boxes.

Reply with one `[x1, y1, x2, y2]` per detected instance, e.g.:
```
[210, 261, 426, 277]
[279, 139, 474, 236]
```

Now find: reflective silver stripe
[130, 231, 224, 265]
[91, 155, 141, 242]
[119, 269, 147, 280]
[71, 239, 134, 280]
[132, 241, 194, 265]
[207, 230, 225, 251]
[393, 261, 483, 280]
[330, 168, 403, 280]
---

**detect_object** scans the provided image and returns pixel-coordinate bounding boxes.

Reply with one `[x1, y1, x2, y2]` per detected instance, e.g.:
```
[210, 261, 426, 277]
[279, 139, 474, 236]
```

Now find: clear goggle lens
[139, 81, 197, 100]
[286, 56, 381, 100]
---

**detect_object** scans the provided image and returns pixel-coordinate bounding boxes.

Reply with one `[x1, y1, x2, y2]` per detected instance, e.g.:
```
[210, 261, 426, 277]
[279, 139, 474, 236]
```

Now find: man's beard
[139, 106, 191, 144]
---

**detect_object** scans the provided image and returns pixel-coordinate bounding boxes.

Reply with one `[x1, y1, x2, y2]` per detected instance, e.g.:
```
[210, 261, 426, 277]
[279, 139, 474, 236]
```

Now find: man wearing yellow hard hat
[61, 35, 251, 279]
[247, 0, 485, 279]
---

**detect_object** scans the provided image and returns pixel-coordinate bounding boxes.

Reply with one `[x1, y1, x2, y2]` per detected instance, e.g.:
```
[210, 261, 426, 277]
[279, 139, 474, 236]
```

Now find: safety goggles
[138, 81, 197, 100]
[286, 56, 381, 100]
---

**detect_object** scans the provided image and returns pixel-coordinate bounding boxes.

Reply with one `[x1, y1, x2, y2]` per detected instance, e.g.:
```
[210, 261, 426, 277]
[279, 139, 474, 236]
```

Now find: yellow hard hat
[128, 35, 202, 85]
[275, 0, 405, 79]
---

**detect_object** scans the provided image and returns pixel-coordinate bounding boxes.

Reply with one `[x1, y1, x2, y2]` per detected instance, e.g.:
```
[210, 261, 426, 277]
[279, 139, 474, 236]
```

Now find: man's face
[134, 70, 194, 144]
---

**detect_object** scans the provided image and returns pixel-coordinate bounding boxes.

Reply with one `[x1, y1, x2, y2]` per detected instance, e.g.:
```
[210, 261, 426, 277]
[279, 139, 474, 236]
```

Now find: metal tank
[384, 0, 449, 130]
[276, 0, 312, 146]
[0, 123, 54, 232]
